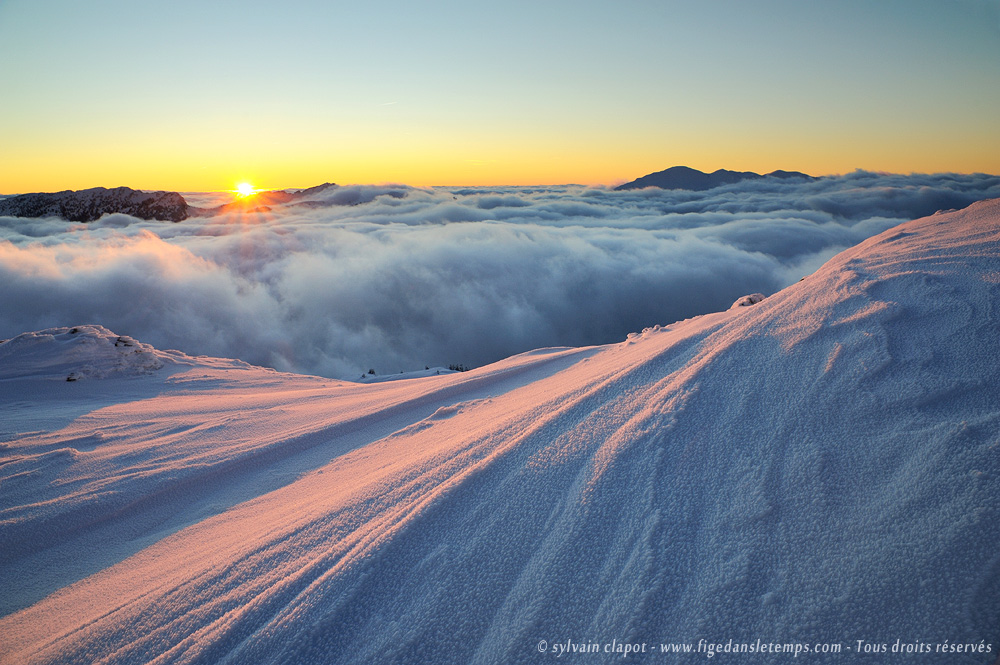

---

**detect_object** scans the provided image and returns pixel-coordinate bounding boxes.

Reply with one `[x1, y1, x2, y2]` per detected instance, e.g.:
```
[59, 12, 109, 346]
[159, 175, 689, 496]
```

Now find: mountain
[0, 184, 342, 221]
[192, 182, 339, 215]
[615, 165, 816, 191]
[0, 186, 189, 222]
[1, 200, 998, 663]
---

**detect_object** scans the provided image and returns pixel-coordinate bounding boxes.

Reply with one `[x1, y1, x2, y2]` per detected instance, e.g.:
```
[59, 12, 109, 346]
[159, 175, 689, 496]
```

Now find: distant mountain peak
[615, 166, 815, 191]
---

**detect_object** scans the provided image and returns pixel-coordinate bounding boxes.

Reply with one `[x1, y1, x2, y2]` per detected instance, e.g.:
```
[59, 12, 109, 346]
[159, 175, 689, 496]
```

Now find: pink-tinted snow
[1, 201, 998, 664]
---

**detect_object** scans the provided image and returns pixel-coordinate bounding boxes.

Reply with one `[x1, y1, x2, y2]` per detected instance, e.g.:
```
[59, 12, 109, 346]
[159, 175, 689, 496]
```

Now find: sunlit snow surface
[1, 201, 999, 664]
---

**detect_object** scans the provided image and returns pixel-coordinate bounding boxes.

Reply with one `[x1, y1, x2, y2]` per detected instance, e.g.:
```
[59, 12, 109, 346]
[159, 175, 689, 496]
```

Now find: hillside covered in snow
[1, 200, 999, 664]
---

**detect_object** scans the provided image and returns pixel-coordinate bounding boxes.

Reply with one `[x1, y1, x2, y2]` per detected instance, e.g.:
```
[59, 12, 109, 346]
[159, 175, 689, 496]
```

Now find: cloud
[2, 171, 998, 378]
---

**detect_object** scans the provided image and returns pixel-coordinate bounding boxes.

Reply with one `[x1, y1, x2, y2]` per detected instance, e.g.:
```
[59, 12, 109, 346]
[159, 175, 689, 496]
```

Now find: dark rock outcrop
[615, 166, 815, 191]
[0, 183, 346, 221]
[0, 187, 189, 222]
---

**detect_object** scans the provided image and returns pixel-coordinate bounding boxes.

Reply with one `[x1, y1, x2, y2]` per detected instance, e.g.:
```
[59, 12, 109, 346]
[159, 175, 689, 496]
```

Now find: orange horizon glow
[2, 146, 999, 196]
[2, 112, 999, 194]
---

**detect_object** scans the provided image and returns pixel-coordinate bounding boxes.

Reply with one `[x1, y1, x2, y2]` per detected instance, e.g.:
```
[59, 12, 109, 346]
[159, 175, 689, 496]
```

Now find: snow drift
[1, 200, 999, 664]
[0, 326, 168, 381]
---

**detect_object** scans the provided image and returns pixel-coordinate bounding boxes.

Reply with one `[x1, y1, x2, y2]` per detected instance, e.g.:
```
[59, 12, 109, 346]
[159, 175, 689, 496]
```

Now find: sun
[235, 182, 256, 198]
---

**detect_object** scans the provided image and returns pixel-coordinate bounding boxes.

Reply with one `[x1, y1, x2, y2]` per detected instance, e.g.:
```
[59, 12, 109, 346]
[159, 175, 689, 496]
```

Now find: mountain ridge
[0, 186, 189, 222]
[615, 165, 816, 191]
[0, 184, 344, 221]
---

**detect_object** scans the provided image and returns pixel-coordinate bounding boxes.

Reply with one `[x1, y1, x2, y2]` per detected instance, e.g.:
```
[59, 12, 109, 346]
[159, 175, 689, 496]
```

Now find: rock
[730, 293, 767, 308]
[0, 187, 189, 222]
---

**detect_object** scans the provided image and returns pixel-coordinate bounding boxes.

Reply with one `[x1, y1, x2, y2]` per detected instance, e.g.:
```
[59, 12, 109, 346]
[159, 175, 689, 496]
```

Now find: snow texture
[0, 325, 166, 381]
[1, 200, 999, 664]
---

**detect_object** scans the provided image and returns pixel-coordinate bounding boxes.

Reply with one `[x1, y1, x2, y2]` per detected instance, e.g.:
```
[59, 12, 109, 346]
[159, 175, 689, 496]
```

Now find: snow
[356, 366, 461, 383]
[1, 200, 999, 664]
[0, 325, 167, 381]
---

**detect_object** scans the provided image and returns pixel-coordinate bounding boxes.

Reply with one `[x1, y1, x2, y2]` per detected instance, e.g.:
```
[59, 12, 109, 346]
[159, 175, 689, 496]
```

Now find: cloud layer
[2, 171, 998, 378]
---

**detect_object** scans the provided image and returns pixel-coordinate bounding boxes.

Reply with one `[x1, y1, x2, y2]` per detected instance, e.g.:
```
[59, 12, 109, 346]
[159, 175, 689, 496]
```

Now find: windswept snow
[0, 325, 167, 381]
[1, 201, 999, 664]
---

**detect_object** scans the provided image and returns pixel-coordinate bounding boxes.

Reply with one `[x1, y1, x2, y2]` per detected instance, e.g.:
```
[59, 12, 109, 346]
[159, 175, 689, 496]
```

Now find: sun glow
[235, 182, 256, 198]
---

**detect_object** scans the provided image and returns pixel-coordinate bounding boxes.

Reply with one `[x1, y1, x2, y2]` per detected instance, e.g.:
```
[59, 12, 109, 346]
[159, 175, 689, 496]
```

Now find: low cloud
[2, 171, 998, 378]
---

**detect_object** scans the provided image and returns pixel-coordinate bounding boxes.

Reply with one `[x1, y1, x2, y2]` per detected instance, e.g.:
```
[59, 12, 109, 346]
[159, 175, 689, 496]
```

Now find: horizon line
[4, 166, 1000, 197]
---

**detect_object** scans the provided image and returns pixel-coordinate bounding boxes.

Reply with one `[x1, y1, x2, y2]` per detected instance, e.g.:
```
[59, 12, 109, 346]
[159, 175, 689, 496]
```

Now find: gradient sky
[1, 0, 998, 192]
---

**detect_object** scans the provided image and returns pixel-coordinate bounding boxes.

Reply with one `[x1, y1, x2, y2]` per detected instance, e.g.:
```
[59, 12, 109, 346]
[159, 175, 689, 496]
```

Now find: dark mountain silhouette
[0, 187, 190, 222]
[194, 183, 338, 215]
[615, 166, 815, 191]
[0, 183, 342, 221]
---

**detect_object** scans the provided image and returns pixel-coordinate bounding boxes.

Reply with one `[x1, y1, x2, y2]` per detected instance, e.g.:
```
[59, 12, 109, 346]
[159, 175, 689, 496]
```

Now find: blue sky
[1, 0, 998, 190]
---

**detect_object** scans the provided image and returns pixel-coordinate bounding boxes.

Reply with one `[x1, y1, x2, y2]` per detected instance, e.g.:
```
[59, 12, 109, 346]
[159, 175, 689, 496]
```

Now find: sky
[3, 172, 999, 378]
[1, 0, 999, 192]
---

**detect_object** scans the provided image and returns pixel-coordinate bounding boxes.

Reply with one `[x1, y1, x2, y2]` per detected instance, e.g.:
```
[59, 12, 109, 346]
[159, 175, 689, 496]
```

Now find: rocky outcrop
[0, 183, 353, 221]
[0, 187, 189, 222]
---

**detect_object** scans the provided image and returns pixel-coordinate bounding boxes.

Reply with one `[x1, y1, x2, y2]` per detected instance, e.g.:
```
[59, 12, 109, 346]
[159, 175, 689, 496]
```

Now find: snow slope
[1, 200, 999, 664]
[0, 326, 167, 381]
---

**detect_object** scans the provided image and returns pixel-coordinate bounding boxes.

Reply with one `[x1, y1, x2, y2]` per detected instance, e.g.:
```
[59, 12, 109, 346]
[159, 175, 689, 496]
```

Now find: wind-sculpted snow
[0, 200, 998, 664]
[0, 325, 167, 380]
[1, 171, 998, 379]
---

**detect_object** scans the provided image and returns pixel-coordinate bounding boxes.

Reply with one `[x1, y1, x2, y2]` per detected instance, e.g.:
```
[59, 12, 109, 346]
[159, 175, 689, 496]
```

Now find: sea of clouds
[1, 170, 998, 379]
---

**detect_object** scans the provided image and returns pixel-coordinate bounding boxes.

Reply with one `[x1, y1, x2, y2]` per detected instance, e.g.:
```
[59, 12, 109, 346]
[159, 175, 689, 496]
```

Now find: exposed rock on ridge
[0, 187, 189, 222]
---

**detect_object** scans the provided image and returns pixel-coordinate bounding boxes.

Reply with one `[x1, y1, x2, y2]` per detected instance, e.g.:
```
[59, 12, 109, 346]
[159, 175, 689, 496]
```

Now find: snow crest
[0, 325, 165, 380]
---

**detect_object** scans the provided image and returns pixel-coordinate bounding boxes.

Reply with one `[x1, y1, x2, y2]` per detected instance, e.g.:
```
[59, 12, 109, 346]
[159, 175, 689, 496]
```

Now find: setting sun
[235, 182, 256, 197]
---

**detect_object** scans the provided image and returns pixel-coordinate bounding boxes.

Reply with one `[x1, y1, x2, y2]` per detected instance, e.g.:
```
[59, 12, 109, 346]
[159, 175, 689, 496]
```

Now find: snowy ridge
[0, 324, 261, 381]
[1, 201, 999, 663]
[0, 326, 166, 380]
